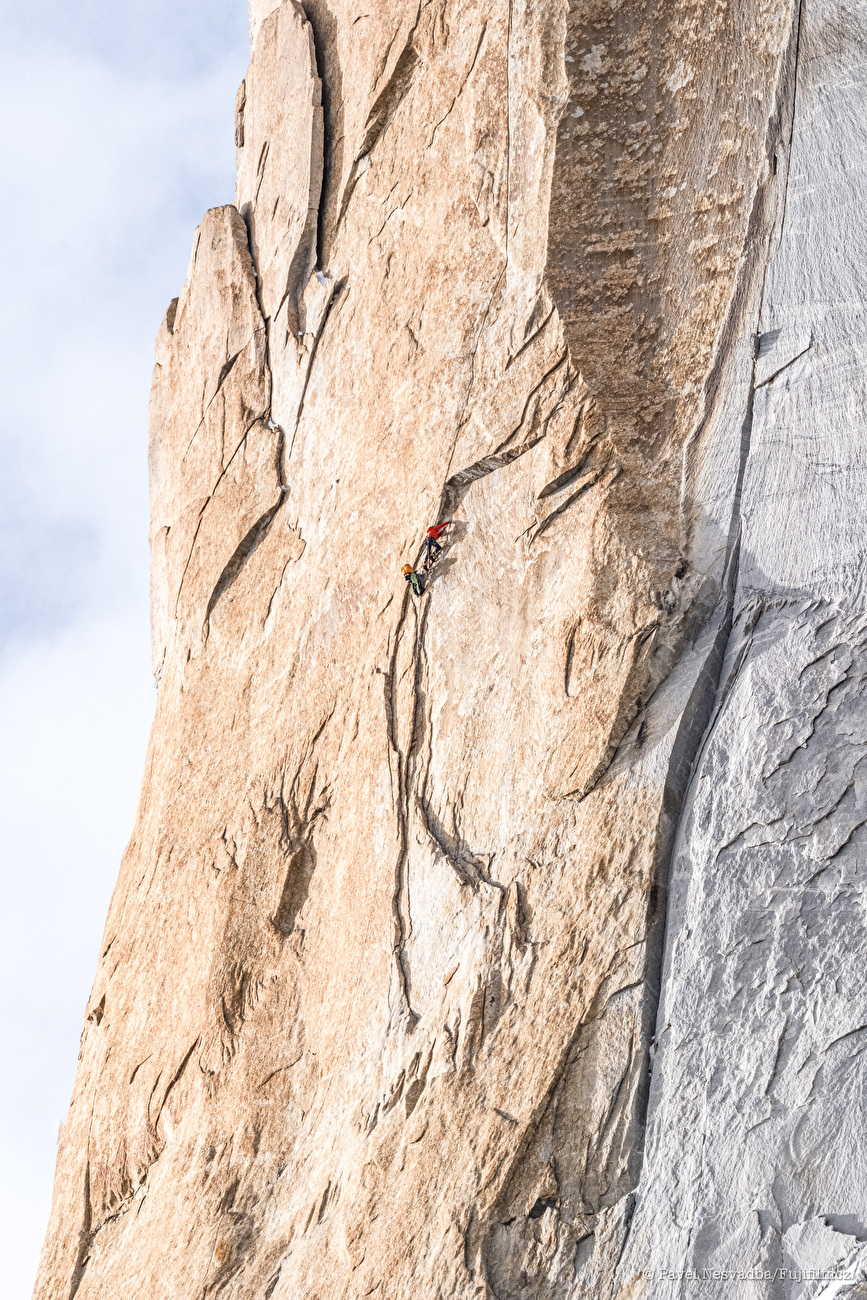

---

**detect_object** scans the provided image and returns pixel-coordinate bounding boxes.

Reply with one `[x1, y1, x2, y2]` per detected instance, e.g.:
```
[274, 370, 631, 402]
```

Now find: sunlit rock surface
[35, 1, 867, 1297]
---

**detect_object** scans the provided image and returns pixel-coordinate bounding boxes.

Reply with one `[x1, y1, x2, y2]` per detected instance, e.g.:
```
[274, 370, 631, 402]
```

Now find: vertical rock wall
[620, 2, 867, 1293]
[34, 0, 867, 1297]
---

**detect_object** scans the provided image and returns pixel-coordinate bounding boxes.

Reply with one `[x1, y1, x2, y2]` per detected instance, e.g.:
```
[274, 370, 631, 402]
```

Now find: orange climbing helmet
[401, 564, 413, 576]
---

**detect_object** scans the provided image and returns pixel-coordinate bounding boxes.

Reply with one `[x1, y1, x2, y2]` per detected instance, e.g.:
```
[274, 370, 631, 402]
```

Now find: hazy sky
[0, 3, 249, 1292]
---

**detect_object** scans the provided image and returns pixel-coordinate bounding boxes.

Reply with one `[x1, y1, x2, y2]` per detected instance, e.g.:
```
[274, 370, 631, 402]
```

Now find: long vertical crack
[624, 0, 805, 1207]
[383, 586, 434, 1027]
[66, 1160, 92, 1300]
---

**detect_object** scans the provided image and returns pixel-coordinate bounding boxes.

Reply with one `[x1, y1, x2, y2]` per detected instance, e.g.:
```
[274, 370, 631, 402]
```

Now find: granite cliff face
[36, 1, 867, 1297]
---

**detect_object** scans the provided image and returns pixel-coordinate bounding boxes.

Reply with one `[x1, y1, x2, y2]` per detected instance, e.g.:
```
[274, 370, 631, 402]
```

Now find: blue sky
[0, 3, 249, 1292]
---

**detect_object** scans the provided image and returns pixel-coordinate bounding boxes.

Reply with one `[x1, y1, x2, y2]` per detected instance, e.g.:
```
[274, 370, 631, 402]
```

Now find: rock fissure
[284, 276, 346, 465]
[36, 0, 867, 1294]
[586, 7, 810, 1269]
[172, 414, 272, 619]
[334, 3, 423, 238]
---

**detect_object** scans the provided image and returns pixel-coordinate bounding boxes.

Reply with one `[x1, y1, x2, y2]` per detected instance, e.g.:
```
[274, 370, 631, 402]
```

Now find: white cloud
[0, 3, 249, 1293]
[0, 612, 154, 1295]
[0, 22, 247, 651]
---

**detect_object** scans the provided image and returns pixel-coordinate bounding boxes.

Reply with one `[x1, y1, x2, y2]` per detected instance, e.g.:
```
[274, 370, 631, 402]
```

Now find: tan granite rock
[36, 0, 867, 1296]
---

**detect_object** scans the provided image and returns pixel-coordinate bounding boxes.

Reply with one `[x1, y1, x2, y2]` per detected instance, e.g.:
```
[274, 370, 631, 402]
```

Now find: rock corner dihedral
[35, 0, 867, 1297]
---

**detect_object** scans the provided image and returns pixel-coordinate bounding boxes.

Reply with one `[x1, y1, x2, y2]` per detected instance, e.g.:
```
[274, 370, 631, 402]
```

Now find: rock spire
[36, 0, 867, 1296]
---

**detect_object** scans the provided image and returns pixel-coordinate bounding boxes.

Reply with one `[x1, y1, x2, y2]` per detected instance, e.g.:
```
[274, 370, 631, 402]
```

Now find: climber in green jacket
[401, 564, 426, 597]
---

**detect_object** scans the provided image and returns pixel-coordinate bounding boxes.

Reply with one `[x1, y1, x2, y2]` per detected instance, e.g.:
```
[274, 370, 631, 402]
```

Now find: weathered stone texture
[35, 0, 867, 1297]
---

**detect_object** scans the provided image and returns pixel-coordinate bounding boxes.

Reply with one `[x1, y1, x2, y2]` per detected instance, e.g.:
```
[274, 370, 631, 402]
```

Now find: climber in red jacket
[423, 520, 452, 571]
